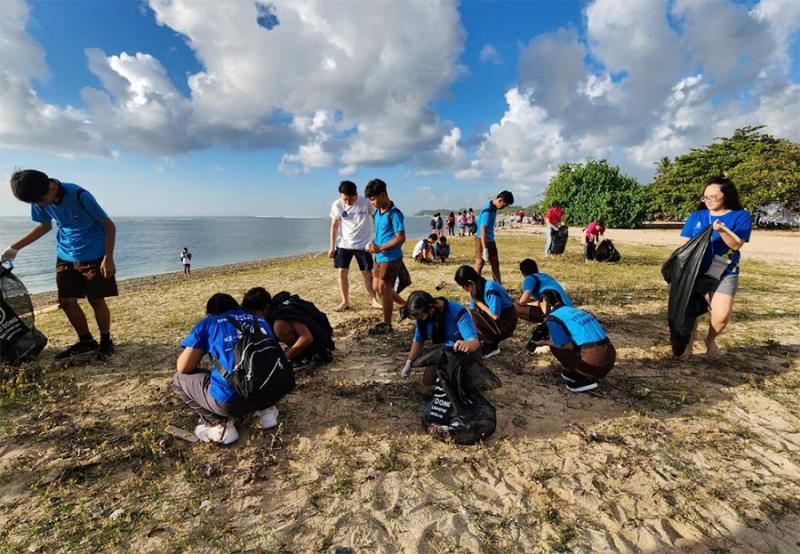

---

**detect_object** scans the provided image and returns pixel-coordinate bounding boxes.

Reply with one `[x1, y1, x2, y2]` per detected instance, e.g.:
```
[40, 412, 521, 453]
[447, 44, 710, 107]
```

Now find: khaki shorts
[56, 258, 118, 300]
[474, 238, 499, 263]
[373, 258, 403, 283]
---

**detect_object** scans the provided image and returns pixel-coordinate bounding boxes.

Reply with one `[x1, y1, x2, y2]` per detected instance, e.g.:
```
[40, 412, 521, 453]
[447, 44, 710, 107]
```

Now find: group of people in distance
[1, 169, 751, 446]
[412, 234, 450, 264]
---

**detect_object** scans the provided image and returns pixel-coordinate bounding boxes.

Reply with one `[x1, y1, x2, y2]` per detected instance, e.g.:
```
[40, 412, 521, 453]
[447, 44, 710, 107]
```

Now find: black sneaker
[368, 323, 393, 336]
[54, 339, 99, 364]
[566, 376, 599, 393]
[560, 370, 581, 384]
[96, 338, 115, 361]
[314, 350, 334, 365]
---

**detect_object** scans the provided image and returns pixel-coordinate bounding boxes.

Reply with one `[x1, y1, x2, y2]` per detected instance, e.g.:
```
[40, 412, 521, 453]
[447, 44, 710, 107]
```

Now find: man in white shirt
[412, 234, 437, 263]
[329, 181, 379, 311]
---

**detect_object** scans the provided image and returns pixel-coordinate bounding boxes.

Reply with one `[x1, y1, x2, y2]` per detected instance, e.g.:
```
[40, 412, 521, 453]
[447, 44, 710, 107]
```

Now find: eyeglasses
[700, 195, 723, 202]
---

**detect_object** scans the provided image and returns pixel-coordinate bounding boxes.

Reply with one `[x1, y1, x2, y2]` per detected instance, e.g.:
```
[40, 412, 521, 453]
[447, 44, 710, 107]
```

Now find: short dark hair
[541, 289, 565, 311]
[10, 169, 50, 203]
[596, 220, 605, 227]
[402, 290, 436, 319]
[338, 180, 357, 196]
[519, 258, 539, 276]
[705, 175, 743, 210]
[428, 233, 438, 241]
[241, 286, 271, 313]
[551, 201, 561, 208]
[497, 190, 514, 204]
[439, 236, 447, 243]
[364, 178, 387, 198]
[206, 293, 239, 315]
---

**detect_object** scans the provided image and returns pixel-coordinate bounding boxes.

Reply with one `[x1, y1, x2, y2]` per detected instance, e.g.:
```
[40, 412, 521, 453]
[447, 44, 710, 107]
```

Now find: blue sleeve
[78, 191, 110, 221]
[391, 210, 405, 234]
[486, 291, 502, 316]
[546, 319, 571, 347]
[469, 297, 476, 310]
[181, 319, 209, 351]
[731, 211, 752, 242]
[680, 212, 700, 238]
[455, 309, 479, 341]
[31, 204, 51, 223]
[413, 322, 424, 343]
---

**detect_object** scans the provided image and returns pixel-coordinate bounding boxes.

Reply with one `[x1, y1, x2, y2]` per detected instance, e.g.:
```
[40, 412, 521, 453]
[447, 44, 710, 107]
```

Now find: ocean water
[0, 216, 434, 293]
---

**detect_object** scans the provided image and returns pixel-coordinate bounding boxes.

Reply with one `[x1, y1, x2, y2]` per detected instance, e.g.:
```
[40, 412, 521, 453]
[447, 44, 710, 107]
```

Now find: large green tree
[542, 158, 648, 228]
[646, 126, 800, 220]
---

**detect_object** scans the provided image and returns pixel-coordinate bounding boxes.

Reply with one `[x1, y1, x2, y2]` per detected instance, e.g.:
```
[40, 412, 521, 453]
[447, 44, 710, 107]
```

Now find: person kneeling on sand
[412, 234, 437, 263]
[454, 265, 517, 358]
[531, 289, 616, 393]
[173, 293, 283, 445]
[515, 258, 572, 323]
[434, 236, 450, 263]
[399, 291, 481, 391]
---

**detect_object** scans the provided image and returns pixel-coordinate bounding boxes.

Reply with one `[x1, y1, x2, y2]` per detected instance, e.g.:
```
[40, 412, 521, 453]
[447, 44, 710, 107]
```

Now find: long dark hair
[699, 175, 743, 211]
[405, 290, 437, 318]
[454, 265, 486, 300]
[206, 293, 239, 315]
[541, 289, 565, 313]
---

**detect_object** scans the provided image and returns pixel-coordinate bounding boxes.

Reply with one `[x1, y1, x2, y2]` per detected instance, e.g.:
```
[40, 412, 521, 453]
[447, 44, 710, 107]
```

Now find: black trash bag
[584, 241, 596, 261]
[595, 239, 621, 262]
[422, 350, 496, 445]
[0, 264, 47, 365]
[550, 225, 569, 254]
[523, 322, 550, 352]
[661, 226, 713, 356]
[271, 291, 335, 358]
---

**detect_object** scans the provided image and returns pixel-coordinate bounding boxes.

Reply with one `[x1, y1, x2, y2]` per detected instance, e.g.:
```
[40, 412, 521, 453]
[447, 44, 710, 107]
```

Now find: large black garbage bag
[595, 239, 621, 262]
[271, 291, 335, 354]
[550, 225, 569, 254]
[422, 350, 497, 445]
[661, 226, 712, 356]
[0, 264, 47, 365]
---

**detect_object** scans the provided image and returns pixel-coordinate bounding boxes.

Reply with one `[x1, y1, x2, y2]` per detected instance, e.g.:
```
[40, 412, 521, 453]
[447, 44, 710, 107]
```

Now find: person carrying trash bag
[0, 261, 47, 365]
[529, 289, 616, 393]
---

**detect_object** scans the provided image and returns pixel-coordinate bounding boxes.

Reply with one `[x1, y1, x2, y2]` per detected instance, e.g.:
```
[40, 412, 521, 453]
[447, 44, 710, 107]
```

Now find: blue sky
[1, 0, 798, 218]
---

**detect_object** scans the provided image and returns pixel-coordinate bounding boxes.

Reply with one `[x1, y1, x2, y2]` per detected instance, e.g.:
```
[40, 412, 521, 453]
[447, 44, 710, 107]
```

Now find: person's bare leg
[392, 291, 405, 306]
[706, 292, 734, 359]
[474, 256, 485, 276]
[60, 298, 91, 337]
[88, 297, 111, 334]
[361, 269, 377, 306]
[336, 268, 350, 311]
[490, 256, 502, 284]
[680, 319, 700, 361]
[371, 273, 383, 308]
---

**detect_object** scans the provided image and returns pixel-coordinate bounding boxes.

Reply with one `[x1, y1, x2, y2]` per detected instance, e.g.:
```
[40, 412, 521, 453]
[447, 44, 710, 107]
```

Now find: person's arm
[99, 218, 116, 278]
[453, 337, 480, 353]
[475, 297, 499, 320]
[5, 222, 53, 258]
[329, 218, 340, 258]
[376, 231, 406, 253]
[517, 290, 533, 306]
[176, 347, 205, 374]
[712, 221, 745, 251]
[284, 321, 314, 361]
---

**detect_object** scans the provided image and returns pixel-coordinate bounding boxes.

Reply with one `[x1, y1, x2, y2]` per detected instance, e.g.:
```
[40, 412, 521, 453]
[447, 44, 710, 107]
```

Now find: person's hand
[328, 248, 336, 259]
[712, 219, 726, 232]
[400, 359, 413, 379]
[1, 247, 18, 262]
[482, 248, 490, 262]
[367, 242, 378, 254]
[453, 340, 470, 352]
[100, 256, 116, 278]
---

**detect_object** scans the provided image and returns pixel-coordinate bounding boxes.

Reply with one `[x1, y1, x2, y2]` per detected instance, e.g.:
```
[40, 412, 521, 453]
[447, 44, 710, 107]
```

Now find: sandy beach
[2, 227, 800, 552]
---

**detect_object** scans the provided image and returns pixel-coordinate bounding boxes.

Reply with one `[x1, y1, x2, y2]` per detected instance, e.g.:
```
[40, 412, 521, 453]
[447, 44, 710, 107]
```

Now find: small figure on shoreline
[180, 247, 192, 275]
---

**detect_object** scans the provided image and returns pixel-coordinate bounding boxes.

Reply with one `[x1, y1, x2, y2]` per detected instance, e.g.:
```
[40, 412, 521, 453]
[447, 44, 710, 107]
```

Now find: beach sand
[2, 227, 799, 552]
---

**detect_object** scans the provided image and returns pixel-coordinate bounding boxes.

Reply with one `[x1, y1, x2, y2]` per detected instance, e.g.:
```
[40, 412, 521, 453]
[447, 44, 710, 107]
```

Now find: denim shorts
[698, 273, 739, 297]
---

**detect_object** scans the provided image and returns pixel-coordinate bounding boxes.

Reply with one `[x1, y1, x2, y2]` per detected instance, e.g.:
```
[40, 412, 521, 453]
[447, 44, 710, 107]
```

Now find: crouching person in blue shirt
[533, 289, 616, 393]
[515, 258, 572, 323]
[399, 291, 481, 391]
[173, 293, 284, 445]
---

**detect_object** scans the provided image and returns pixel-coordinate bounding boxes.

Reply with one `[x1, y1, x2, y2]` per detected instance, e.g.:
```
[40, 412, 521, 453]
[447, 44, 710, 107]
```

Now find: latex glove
[400, 359, 413, 379]
[482, 248, 490, 262]
[1, 247, 18, 262]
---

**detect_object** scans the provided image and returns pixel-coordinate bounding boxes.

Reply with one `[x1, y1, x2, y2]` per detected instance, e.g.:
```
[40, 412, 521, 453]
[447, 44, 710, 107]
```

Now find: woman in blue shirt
[399, 290, 481, 390]
[515, 258, 572, 323]
[679, 176, 751, 360]
[173, 293, 282, 445]
[454, 265, 518, 358]
[532, 289, 616, 393]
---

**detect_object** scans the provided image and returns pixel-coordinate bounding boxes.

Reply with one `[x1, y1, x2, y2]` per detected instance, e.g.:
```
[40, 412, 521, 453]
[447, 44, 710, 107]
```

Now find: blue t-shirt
[434, 243, 450, 258]
[477, 201, 497, 241]
[414, 300, 479, 347]
[680, 209, 752, 276]
[181, 309, 275, 404]
[470, 279, 514, 316]
[522, 273, 573, 306]
[546, 306, 608, 347]
[374, 204, 405, 263]
[31, 182, 109, 262]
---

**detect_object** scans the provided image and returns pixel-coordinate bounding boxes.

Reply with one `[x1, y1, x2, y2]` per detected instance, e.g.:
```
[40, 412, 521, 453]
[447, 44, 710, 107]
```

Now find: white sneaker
[194, 420, 239, 444]
[254, 406, 279, 429]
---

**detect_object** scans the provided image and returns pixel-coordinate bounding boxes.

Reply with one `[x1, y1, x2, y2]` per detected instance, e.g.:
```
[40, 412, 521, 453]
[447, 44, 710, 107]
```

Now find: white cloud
[479, 44, 502, 64]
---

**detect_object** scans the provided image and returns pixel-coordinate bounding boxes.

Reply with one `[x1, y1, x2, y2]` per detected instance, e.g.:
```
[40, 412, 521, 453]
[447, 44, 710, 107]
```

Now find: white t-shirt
[181, 251, 191, 264]
[330, 196, 376, 249]
[412, 239, 430, 258]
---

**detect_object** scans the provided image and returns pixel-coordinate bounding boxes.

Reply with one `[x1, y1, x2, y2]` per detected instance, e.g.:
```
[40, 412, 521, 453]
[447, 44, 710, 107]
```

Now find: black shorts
[56, 258, 118, 300]
[333, 248, 374, 271]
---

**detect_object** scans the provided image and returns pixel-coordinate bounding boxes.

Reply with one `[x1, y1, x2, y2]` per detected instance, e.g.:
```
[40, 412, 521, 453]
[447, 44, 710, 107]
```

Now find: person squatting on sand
[531, 289, 616, 393]
[474, 190, 514, 284]
[329, 180, 379, 312]
[399, 291, 481, 391]
[454, 265, 518, 358]
[515, 258, 573, 323]
[2, 169, 117, 363]
[412, 234, 438, 263]
[365, 178, 409, 335]
[678, 175, 751, 361]
[434, 236, 451, 263]
[173, 293, 284, 445]
[582, 220, 606, 261]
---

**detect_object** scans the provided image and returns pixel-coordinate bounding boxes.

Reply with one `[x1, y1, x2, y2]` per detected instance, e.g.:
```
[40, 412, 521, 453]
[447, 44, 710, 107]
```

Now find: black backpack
[0, 264, 48, 365]
[595, 239, 621, 262]
[422, 350, 498, 445]
[271, 292, 335, 353]
[211, 316, 295, 402]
